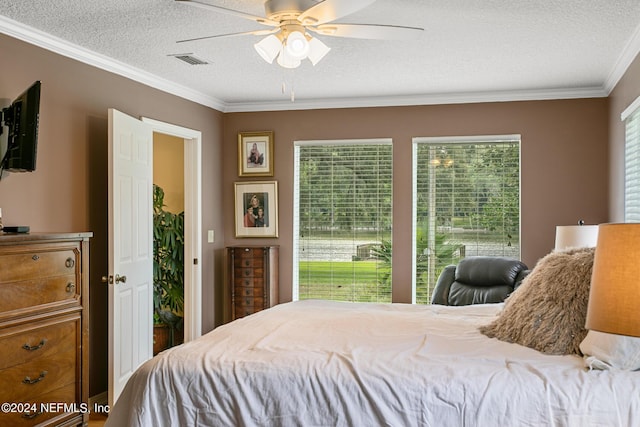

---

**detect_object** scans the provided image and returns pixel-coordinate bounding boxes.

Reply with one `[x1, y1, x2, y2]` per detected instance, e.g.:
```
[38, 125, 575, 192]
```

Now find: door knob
[101, 274, 127, 284]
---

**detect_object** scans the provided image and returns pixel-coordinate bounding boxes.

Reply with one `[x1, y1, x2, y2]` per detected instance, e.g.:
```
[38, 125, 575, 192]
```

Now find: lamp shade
[307, 37, 331, 65]
[585, 223, 640, 337]
[254, 35, 282, 64]
[276, 46, 301, 68]
[554, 224, 599, 251]
[285, 31, 309, 60]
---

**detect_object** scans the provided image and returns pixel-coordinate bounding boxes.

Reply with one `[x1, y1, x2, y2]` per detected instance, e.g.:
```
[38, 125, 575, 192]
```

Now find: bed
[105, 298, 640, 427]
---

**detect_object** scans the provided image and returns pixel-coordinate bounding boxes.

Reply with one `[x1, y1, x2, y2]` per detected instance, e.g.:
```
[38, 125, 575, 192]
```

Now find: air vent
[169, 53, 209, 65]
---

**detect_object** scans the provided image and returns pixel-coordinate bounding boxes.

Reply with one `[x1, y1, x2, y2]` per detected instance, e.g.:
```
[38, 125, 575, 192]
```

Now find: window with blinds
[412, 136, 521, 304]
[293, 139, 393, 303]
[624, 98, 640, 222]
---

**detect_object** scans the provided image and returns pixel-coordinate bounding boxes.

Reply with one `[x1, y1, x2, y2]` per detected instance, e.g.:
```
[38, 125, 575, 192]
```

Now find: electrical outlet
[207, 230, 214, 243]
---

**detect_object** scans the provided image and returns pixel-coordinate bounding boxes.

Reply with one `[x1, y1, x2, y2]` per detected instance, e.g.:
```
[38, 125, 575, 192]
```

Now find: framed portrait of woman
[238, 131, 274, 177]
[234, 181, 278, 238]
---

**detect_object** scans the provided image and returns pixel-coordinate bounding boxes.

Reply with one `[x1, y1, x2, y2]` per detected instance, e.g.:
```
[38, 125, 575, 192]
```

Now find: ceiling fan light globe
[254, 35, 282, 63]
[307, 37, 331, 65]
[277, 47, 301, 68]
[285, 31, 310, 59]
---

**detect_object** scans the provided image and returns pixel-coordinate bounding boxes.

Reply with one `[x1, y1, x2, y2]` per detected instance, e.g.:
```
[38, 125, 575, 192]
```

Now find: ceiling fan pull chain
[289, 70, 296, 102]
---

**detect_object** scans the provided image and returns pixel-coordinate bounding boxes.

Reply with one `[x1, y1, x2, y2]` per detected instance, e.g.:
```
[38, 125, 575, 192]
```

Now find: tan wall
[154, 133, 185, 213]
[0, 34, 225, 397]
[608, 52, 640, 221]
[223, 99, 610, 303]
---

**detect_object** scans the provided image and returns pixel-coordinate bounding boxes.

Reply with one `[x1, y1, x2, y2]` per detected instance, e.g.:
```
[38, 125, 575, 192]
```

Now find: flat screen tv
[1, 80, 41, 173]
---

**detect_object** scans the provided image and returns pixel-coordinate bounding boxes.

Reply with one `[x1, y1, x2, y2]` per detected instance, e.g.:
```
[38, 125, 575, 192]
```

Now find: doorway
[142, 117, 203, 343]
[152, 133, 185, 354]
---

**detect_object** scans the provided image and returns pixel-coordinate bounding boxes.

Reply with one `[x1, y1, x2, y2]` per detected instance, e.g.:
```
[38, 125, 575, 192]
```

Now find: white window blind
[413, 137, 521, 304]
[625, 101, 640, 222]
[293, 140, 393, 303]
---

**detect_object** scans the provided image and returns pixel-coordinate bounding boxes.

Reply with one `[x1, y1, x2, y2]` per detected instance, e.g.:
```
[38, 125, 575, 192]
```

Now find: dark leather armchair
[431, 256, 529, 306]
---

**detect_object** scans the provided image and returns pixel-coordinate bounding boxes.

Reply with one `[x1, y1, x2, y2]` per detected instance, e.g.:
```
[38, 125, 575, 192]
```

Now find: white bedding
[106, 300, 640, 427]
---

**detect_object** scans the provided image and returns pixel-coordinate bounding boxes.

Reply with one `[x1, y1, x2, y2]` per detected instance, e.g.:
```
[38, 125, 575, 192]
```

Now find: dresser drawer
[236, 267, 265, 279]
[0, 382, 78, 427]
[235, 277, 265, 288]
[0, 248, 78, 283]
[0, 276, 79, 318]
[234, 256, 264, 269]
[234, 306, 257, 318]
[0, 345, 77, 403]
[0, 314, 80, 371]
[234, 247, 265, 259]
[235, 296, 265, 309]
[234, 297, 266, 315]
[235, 286, 264, 298]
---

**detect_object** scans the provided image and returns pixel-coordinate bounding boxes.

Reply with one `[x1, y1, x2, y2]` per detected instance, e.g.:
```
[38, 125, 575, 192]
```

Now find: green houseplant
[153, 184, 185, 350]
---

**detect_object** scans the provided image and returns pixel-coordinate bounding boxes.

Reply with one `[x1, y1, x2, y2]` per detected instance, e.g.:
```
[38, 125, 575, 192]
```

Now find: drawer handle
[32, 254, 40, 261]
[21, 412, 43, 420]
[22, 339, 47, 351]
[66, 283, 76, 293]
[65, 257, 75, 268]
[23, 371, 48, 385]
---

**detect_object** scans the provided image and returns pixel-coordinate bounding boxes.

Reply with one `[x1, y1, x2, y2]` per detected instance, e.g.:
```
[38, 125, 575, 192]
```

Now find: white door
[107, 108, 154, 406]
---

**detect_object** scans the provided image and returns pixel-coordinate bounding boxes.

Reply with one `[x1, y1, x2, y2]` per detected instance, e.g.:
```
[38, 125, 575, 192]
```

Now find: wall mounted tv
[0, 80, 41, 174]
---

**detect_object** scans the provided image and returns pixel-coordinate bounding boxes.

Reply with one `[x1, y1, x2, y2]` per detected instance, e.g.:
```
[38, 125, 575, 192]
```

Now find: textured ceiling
[1, 0, 640, 112]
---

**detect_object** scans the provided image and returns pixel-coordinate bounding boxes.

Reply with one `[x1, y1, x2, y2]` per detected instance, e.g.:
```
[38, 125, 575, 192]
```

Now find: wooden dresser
[227, 246, 278, 321]
[0, 232, 91, 427]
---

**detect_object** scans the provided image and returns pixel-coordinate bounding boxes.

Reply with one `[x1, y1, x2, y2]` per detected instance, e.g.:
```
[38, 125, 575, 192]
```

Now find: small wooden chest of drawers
[0, 232, 91, 427]
[227, 246, 278, 321]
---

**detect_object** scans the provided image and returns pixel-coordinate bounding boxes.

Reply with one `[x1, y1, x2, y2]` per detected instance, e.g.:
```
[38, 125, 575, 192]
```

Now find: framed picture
[234, 181, 279, 238]
[238, 131, 274, 177]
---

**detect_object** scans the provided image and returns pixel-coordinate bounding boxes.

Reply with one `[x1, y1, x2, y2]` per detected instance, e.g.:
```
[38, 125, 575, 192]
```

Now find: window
[293, 139, 393, 302]
[412, 136, 521, 304]
[624, 96, 640, 222]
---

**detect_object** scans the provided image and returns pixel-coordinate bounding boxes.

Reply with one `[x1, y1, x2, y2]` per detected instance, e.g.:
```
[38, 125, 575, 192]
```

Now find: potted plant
[153, 184, 185, 354]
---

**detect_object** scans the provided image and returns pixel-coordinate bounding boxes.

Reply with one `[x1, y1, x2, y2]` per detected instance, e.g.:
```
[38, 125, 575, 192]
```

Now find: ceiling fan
[176, 0, 424, 68]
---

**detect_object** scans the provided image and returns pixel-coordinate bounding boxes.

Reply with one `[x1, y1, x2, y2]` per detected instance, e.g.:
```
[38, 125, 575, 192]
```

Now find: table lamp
[554, 220, 599, 251]
[585, 223, 640, 337]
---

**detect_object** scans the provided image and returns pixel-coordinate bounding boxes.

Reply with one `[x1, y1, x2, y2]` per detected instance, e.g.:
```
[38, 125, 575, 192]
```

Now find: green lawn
[298, 260, 391, 302]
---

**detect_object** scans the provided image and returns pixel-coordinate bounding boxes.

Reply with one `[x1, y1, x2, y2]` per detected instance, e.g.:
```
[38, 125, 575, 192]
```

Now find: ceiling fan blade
[309, 23, 424, 40]
[177, 28, 278, 44]
[176, 0, 278, 26]
[298, 0, 376, 26]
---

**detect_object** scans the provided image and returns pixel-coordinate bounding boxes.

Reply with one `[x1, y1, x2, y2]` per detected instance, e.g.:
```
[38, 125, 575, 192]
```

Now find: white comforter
[106, 300, 640, 427]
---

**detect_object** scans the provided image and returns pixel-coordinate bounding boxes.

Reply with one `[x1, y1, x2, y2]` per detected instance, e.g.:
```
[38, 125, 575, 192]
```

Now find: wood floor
[88, 413, 108, 426]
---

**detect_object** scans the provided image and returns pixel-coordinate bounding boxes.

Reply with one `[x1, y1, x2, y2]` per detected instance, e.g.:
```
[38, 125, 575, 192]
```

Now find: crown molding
[221, 86, 608, 113]
[604, 20, 640, 94]
[0, 15, 226, 111]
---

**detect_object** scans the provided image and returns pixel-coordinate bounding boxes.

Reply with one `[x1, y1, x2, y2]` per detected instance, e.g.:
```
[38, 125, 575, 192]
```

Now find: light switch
[207, 230, 215, 243]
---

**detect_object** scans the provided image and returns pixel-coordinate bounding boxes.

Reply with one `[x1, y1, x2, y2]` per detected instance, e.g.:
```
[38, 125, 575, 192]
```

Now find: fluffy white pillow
[580, 330, 640, 371]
